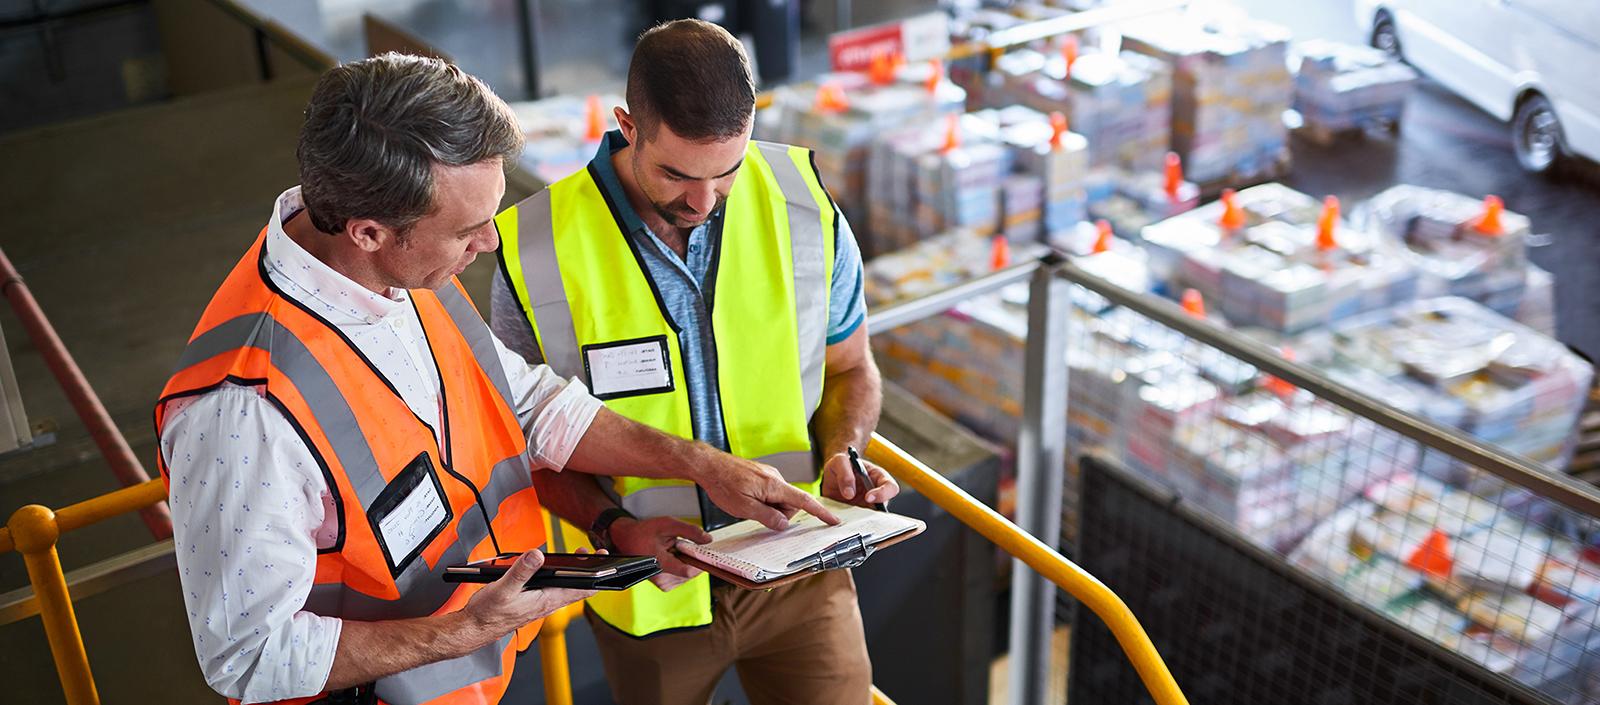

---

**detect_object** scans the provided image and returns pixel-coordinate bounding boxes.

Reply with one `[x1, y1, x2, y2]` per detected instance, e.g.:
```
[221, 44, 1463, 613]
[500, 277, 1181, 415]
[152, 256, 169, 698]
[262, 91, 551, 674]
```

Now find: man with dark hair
[492, 20, 896, 705]
[157, 51, 835, 704]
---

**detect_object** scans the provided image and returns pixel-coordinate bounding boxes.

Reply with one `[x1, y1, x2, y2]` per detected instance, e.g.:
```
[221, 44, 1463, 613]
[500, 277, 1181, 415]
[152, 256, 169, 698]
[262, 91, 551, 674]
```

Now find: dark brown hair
[296, 53, 523, 235]
[626, 19, 754, 142]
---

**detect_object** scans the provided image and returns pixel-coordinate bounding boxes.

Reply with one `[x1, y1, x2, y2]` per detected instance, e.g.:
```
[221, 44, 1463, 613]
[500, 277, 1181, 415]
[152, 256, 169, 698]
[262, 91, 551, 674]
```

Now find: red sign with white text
[828, 12, 951, 72]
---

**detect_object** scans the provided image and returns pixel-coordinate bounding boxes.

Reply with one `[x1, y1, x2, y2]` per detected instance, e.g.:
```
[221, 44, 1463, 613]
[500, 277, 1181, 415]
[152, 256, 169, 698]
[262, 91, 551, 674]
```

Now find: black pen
[846, 446, 886, 511]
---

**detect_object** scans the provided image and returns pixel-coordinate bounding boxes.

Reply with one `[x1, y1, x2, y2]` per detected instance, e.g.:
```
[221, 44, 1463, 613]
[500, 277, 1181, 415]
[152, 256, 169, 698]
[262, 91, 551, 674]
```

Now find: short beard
[631, 148, 724, 229]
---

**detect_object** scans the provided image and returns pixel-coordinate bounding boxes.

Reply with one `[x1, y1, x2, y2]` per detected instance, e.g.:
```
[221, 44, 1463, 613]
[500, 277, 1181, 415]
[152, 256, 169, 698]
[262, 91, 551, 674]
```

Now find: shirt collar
[588, 130, 649, 236]
[263, 186, 410, 326]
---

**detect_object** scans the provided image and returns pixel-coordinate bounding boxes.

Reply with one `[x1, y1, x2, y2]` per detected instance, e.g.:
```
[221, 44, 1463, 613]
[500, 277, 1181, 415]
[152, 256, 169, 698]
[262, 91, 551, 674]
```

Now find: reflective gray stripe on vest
[512, 190, 584, 378]
[755, 141, 830, 417]
[376, 632, 513, 705]
[433, 283, 516, 414]
[620, 450, 818, 519]
[176, 313, 389, 507]
[174, 313, 534, 621]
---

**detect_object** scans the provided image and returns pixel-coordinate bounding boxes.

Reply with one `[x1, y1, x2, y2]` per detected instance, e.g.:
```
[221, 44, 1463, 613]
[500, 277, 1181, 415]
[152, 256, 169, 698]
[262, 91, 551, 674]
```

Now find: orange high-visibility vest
[155, 229, 547, 705]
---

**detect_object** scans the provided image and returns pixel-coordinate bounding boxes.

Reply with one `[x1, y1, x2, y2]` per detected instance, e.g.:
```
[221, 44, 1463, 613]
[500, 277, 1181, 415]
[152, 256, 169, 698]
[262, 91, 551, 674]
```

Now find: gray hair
[296, 53, 524, 236]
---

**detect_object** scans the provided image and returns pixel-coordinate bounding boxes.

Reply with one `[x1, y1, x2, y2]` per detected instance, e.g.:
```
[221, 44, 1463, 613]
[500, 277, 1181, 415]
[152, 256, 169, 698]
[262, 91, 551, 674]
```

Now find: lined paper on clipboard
[674, 498, 924, 583]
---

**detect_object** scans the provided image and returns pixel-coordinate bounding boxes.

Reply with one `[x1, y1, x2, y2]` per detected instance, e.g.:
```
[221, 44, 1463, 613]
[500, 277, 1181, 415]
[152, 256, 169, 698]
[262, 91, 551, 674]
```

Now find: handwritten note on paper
[587, 340, 671, 396]
[378, 475, 447, 565]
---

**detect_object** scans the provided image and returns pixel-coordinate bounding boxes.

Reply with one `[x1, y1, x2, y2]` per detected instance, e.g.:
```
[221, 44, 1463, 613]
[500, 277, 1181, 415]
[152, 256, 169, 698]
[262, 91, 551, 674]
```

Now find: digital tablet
[443, 552, 660, 590]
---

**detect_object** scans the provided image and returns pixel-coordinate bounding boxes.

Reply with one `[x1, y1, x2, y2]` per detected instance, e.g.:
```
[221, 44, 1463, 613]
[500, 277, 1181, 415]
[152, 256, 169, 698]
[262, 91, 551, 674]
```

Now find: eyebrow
[662, 157, 744, 181]
[458, 217, 492, 235]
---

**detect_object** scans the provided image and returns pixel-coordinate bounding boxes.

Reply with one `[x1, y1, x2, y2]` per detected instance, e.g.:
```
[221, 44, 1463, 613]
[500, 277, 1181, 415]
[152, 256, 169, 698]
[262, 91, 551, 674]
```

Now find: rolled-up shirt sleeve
[491, 324, 603, 472]
[161, 385, 342, 703]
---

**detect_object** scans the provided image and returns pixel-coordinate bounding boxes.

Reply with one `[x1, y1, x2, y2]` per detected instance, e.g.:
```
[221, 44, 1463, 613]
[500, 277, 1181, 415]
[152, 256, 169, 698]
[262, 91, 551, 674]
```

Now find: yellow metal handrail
[865, 432, 1188, 705]
[1, 479, 587, 705]
[5, 437, 1184, 704]
[0, 478, 166, 705]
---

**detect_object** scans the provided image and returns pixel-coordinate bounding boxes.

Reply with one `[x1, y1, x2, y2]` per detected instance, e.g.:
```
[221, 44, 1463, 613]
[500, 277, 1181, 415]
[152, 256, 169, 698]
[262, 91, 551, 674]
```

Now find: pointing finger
[793, 492, 840, 526]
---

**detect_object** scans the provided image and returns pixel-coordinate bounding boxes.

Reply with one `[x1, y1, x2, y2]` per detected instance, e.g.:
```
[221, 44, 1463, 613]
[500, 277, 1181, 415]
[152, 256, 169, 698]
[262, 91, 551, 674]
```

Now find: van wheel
[1513, 93, 1566, 175]
[1371, 11, 1402, 62]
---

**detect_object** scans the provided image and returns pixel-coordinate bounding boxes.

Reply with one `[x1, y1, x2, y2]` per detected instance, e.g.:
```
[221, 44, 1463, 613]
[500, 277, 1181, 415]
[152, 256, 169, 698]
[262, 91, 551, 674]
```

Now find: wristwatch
[587, 506, 634, 552]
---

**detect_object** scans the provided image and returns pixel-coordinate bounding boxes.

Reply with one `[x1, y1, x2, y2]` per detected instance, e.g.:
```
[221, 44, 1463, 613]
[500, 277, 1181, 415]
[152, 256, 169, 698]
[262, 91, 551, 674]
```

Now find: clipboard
[676, 521, 925, 590]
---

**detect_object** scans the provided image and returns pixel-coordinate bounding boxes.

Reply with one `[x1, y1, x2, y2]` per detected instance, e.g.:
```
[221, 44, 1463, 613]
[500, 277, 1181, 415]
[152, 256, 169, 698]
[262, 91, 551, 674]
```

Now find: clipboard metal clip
[794, 533, 875, 572]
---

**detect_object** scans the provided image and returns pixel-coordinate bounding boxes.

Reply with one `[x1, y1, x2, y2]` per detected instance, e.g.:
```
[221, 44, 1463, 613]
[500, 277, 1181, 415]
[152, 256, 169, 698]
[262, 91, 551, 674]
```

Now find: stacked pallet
[1121, 15, 1294, 187]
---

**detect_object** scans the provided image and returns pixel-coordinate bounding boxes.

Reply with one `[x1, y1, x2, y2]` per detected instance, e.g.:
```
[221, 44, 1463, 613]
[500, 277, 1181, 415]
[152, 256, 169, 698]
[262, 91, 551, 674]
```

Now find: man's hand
[611, 516, 710, 592]
[460, 550, 595, 635]
[695, 453, 840, 530]
[821, 452, 899, 508]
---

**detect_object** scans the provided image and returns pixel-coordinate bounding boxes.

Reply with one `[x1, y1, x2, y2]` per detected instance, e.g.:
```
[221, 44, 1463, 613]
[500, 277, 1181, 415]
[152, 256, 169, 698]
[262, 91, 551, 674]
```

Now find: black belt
[310, 684, 377, 705]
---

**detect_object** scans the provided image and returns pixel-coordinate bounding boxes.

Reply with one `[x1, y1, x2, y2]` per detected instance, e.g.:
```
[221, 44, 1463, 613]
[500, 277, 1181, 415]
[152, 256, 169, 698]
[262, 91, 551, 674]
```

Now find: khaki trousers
[585, 569, 872, 705]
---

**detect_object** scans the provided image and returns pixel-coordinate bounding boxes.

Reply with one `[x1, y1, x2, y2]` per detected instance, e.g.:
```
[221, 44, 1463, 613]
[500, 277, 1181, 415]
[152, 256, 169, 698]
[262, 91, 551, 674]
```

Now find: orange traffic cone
[1163, 152, 1183, 202]
[1265, 346, 1297, 398]
[1316, 195, 1340, 251]
[1092, 219, 1113, 254]
[989, 235, 1011, 270]
[1181, 288, 1206, 319]
[814, 82, 849, 113]
[584, 94, 605, 142]
[1061, 34, 1080, 77]
[1218, 189, 1246, 231]
[940, 113, 961, 154]
[869, 50, 896, 86]
[924, 58, 943, 94]
[1049, 111, 1069, 151]
[1474, 194, 1505, 236]
[1405, 529, 1454, 581]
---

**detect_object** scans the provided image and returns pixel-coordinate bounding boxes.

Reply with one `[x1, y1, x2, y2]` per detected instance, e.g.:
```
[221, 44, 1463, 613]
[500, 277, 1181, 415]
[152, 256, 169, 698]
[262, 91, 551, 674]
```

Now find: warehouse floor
[2, 2, 1599, 703]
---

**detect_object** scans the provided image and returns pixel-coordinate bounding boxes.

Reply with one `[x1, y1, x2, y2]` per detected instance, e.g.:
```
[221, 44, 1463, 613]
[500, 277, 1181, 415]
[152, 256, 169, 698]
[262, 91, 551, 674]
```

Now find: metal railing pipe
[865, 433, 1188, 705]
[867, 258, 1041, 332]
[8, 505, 99, 705]
[54, 479, 168, 534]
[966, 0, 1188, 56]
[1007, 262, 1071, 705]
[0, 246, 170, 539]
[537, 601, 584, 705]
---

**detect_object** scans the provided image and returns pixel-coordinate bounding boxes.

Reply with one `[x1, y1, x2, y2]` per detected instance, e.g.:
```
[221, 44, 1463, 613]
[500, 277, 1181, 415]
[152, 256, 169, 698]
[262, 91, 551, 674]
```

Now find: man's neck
[610, 146, 689, 256]
[282, 210, 392, 296]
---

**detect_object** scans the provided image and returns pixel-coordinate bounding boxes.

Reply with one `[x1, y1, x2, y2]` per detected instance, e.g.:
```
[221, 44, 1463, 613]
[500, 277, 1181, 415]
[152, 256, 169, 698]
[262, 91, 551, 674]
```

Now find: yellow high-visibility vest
[495, 140, 836, 637]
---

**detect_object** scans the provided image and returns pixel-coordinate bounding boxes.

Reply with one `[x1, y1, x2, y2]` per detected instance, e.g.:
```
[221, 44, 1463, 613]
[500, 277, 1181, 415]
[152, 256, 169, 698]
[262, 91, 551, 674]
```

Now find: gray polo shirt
[491, 130, 866, 452]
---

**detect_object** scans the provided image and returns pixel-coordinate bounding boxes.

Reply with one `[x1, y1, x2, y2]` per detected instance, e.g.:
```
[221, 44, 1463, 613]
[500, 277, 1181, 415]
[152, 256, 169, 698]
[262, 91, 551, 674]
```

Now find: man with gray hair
[156, 52, 835, 704]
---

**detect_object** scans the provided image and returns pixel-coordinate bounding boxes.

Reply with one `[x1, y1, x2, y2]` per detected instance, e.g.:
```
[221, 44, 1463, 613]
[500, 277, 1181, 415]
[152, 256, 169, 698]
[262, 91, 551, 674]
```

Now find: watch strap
[589, 506, 634, 551]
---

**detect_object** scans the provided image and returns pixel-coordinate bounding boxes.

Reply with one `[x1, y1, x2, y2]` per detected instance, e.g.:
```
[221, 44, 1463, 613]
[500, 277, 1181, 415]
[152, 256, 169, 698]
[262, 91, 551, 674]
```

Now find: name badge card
[368, 452, 452, 576]
[583, 336, 675, 400]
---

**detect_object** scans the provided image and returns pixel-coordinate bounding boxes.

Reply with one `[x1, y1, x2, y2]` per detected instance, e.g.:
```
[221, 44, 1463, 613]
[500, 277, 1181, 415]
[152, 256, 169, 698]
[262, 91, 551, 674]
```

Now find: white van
[1355, 0, 1600, 174]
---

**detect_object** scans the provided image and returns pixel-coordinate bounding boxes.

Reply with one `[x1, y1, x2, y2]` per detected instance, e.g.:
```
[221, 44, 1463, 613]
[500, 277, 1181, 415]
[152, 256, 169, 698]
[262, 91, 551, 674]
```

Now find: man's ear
[615, 106, 636, 145]
[345, 218, 397, 253]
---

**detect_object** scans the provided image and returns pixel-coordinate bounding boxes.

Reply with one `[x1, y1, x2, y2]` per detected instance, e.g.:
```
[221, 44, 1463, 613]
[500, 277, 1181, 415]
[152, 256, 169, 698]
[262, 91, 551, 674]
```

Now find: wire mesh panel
[1057, 269, 1600, 704]
[1072, 453, 1551, 705]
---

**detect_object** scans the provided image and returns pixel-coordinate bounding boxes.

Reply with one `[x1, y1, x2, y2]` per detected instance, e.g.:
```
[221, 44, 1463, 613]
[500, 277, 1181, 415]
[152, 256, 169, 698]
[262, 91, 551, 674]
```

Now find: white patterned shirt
[159, 186, 602, 703]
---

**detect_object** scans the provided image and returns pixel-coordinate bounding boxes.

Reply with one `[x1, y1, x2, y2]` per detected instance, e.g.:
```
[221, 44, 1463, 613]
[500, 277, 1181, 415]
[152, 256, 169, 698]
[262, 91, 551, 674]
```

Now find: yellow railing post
[8, 504, 99, 705]
[866, 433, 1189, 705]
[537, 601, 584, 705]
